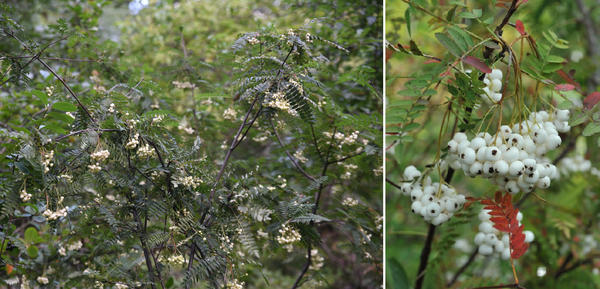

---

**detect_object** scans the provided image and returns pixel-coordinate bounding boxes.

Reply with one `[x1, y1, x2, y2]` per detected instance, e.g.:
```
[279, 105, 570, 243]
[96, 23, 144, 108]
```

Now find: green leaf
[404, 122, 420, 131]
[53, 101, 77, 112]
[31, 90, 48, 105]
[446, 6, 457, 22]
[459, 9, 482, 19]
[435, 32, 463, 57]
[27, 245, 38, 258]
[546, 55, 566, 63]
[543, 63, 562, 74]
[557, 101, 573, 110]
[405, 7, 412, 38]
[387, 258, 410, 289]
[24, 227, 38, 243]
[582, 122, 600, 136]
[409, 40, 423, 56]
[447, 26, 473, 49]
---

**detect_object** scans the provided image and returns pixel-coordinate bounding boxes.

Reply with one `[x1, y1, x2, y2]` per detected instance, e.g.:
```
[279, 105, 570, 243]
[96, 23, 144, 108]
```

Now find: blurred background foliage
[386, 0, 600, 288]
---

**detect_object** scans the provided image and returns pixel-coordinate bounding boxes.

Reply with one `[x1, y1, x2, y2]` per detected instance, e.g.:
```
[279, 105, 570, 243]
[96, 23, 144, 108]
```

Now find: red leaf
[557, 70, 580, 89]
[494, 223, 510, 232]
[490, 217, 508, 224]
[584, 92, 600, 110]
[462, 56, 492, 73]
[386, 48, 395, 62]
[555, 84, 576, 91]
[515, 20, 526, 36]
[511, 243, 529, 259]
[480, 199, 495, 205]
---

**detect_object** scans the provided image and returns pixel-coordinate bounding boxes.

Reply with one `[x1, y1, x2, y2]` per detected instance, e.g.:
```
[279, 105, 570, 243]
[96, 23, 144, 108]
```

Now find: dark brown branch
[386, 178, 403, 190]
[4, 30, 96, 122]
[447, 248, 479, 287]
[415, 223, 437, 289]
[270, 118, 317, 182]
[470, 283, 524, 289]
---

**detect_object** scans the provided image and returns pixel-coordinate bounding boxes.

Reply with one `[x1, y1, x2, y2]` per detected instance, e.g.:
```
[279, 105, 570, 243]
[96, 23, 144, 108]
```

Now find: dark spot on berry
[454, 203, 458, 208]
[517, 171, 522, 176]
[461, 153, 465, 159]
[492, 150, 497, 155]
[428, 197, 433, 201]
[431, 209, 436, 213]
[412, 209, 415, 213]
[477, 170, 482, 174]
[489, 167, 494, 173]
[528, 173, 533, 178]
[504, 177, 509, 182]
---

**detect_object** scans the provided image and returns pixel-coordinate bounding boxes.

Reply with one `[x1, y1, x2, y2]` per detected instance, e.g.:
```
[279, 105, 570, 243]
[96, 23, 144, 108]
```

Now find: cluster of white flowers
[400, 166, 466, 226]
[126, 117, 139, 130]
[289, 78, 304, 94]
[277, 224, 301, 252]
[136, 144, 154, 158]
[293, 148, 308, 163]
[67, 240, 83, 251]
[559, 155, 591, 175]
[66, 111, 75, 119]
[115, 282, 129, 289]
[125, 133, 140, 149]
[172, 81, 196, 89]
[159, 254, 185, 265]
[219, 235, 234, 253]
[45, 85, 54, 96]
[151, 114, 164, 124]
[474, 209, 534, 259]
[108, 103, 115, 113]
[447, 110, 570, 194]
[172, 175, 203, 189]
[226, 279, 245, 289]
[305, 32, 312, 43]
[43, 207, 68, 220]
[373, 165, 383, 176]
[342, 197, 359, 207]
[247, 37, 260, 45]
[178, 118, 195, 135]
[90, 150, 110, 162]
[36, 276, 49, 285]
[59, 174, 73, 183]
[341, 163, 358, 180]
[375, 215, 383, 231]
[88, 149, 110, 173]
[20, 188, 32, 202]
[309, 249, 324, 270]
[480, 69, 503, 104]
[223, 107, 237, 120]
[264, 91, 296, 116]
[42, 150, 54, 173]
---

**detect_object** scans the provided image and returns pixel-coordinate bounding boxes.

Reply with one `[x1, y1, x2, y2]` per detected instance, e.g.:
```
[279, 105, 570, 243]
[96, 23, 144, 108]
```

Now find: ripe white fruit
[494, 160, 509, 175]
[509, 161, 524, 177]
[490, 69, 503, 80]
[524, 231, 535, 243]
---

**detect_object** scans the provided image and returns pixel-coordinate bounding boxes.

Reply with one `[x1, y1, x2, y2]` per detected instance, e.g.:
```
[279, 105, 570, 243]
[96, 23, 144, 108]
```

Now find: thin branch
[447, 248, 479, 287]
[470, 283, 524, 289]
[575, 0, 600, 91]
[270, 118, 317, 182]
[414, 224, 437, 289]
[4, 30, 96, 122]
[53, 128, 120, 142]
[386, 178, 403, 190]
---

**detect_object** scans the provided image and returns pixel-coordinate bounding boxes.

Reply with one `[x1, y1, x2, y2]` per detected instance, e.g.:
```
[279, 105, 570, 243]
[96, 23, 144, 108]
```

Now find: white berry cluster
[125, 133, 140, 149]
[474, 209, 534, 259]
[20, 188, 32, 202]
[42, 150, 54, 173]
[480, 69, 503, 104]
[559, 155, 591, 176]
[400, 166, 466, 226]
[447, 110, 570, 194]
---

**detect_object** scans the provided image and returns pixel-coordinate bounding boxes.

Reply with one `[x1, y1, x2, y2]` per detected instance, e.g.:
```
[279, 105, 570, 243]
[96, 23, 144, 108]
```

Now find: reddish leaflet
[480, 191, 529, 259]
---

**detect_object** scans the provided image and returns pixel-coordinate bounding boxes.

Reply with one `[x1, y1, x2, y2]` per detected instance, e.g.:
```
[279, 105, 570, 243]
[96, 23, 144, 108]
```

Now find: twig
[447, 248, 479, 287]
[414, 223, 437, 289]
[270, 118, 317, 182]
[470, 283, 525, 289]
[4, 30, 96, 122]
[574, 0, 600, 91]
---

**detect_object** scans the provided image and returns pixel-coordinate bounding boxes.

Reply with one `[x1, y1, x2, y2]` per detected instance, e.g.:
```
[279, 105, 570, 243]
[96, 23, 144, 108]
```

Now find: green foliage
[0, 0, 382, 288]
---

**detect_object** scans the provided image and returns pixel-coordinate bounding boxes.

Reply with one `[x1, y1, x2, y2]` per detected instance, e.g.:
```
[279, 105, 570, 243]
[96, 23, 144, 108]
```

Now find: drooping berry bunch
[474, 209, 534, 259]
[399, 166, 466, 226]
[447, 109, 570, 194]
[480, 69, 504, 104]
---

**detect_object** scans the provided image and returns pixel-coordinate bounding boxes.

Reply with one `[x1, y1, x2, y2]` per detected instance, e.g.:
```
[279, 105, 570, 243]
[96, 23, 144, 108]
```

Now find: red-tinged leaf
[496, 2, 508, 8]
[557, 70, 580, 89]
[495, 191, 503, 203]
[424, 58, 441, 64]
[490, 217, 509, 224]
[386, 48, 394, 62]
[480, 199, 495, 205]
[494, 223, 510, 232]
[503, 192, 512, 205]
[574, 236, 581, 242]
[512, 243, 529, 259]
[462, 56, 492, 73]
[515, 20, 526, 36]
[511, 233, 525, 244]
[488, 210, 505, 216]
[555, 84, 576, 91]
[584, 92, 600, 110]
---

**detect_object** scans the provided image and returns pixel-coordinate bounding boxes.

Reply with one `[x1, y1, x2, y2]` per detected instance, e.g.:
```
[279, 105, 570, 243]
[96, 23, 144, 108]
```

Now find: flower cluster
[342, 197, 359, 207]
[20, 188, 32, 202]
[480, 69, 503, 104]
[136, 144, 154, 158]
[474, 209, 534, 259]
[37, 276, 49, 284]
[172, 80, 196, 89]
[88, 149, 110, 173]
[125, 133, 140, 149]
[43, 207, 68, 220]
[447, 110, 569, 194]
[178, 118, 195, 135]
[400, 166, 466, 226]
[223, 107, 237, 120]
[247, 36, 260, 45]
[42, 150, 54, 173]
[171, 175, 203, 189]
[226, 279, 245, 289]
[309, 249, 324, 270]
[264, 91, 296, 116]
[277, 224, 301, 252]
[159, 254, 185, 265]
